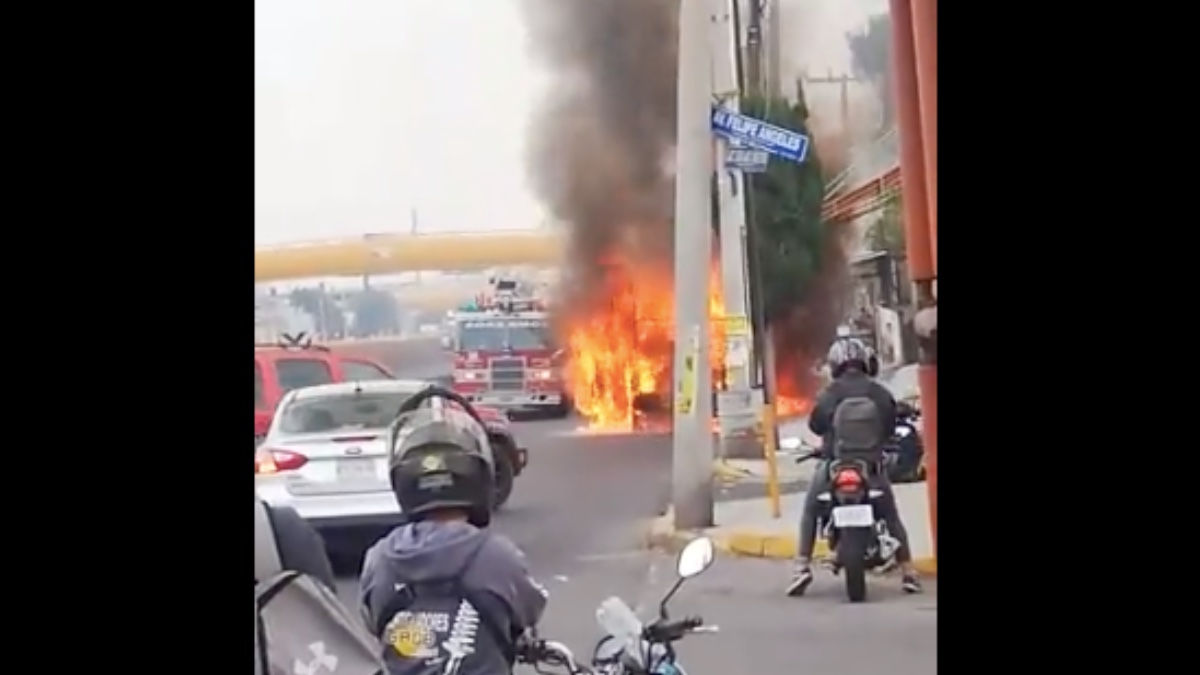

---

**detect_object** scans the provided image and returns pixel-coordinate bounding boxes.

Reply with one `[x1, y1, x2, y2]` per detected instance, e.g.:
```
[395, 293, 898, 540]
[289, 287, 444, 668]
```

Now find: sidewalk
[647, 482, 937, 576]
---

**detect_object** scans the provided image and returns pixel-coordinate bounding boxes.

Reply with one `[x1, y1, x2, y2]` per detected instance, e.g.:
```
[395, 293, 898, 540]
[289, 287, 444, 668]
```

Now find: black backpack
[832, 396, 885, 454]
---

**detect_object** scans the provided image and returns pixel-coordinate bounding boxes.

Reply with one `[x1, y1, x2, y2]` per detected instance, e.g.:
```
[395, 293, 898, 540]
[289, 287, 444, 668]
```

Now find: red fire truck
[447, 294, 571, 418]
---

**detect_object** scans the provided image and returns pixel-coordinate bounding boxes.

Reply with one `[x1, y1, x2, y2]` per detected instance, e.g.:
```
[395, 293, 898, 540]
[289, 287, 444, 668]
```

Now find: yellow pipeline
[255, 231, 563, 282]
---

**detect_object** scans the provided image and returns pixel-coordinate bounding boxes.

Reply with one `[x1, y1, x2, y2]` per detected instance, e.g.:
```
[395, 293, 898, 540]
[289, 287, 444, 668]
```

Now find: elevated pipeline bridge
[255, 164, 899, 283]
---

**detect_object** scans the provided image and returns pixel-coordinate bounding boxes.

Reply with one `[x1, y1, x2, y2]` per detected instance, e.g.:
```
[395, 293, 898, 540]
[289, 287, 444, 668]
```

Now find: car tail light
[255, 448, 308, 475]
[833, 468, 863, 489]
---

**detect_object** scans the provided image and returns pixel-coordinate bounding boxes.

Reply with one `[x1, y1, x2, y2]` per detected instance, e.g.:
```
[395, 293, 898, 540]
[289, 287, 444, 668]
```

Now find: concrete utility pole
[672, 0, 716, 530]
[765, 0, 783, 98]
[740, 0, 782, 466]
[711, 0, 758, 460]
[744, 0, 763, 93]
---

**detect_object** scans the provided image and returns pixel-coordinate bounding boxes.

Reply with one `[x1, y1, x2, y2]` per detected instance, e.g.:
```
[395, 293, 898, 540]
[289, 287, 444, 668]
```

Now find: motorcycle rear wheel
[837, 527, 871, 603]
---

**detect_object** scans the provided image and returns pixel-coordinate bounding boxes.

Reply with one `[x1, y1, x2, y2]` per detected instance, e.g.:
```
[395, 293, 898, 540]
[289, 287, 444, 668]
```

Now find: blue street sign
[710, 107, 810, 163]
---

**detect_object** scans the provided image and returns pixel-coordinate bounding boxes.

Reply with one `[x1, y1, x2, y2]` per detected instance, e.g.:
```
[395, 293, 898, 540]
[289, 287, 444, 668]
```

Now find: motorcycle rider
[359, 387, 548, 675]
[786, 337, 922, 596]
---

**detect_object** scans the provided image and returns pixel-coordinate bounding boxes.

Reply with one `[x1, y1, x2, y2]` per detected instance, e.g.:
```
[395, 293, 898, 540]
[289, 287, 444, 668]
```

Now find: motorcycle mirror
[658, 537, 716, 618]
[676, 537, 714, 579]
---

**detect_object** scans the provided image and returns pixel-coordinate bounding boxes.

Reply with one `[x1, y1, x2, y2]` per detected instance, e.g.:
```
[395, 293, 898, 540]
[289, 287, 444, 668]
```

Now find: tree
[741, 92, 826, 325]
[349, 288, 400, 337]
[288, 287, 346, 337]
[866, 191, 906, 254]
[846, 13, 893, 129]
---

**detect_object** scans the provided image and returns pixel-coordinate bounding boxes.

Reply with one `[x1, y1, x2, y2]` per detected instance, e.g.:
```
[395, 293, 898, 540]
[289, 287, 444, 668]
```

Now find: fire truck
[446, 285, 571, 418]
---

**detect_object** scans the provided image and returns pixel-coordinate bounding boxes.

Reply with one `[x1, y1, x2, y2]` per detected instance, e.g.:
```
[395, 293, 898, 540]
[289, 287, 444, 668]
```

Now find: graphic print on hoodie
[359, 521, 548, 675]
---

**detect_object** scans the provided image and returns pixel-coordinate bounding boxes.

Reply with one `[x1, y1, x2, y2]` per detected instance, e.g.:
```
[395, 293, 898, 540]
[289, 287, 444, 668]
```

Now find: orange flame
[563, 259, 727, 430]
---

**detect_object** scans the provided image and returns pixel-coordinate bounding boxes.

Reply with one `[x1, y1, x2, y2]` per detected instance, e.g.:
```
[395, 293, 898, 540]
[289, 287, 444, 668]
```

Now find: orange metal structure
[822, 166, 901, 223]
[889, 0, 937, 562]
[254, 231, 563, 282]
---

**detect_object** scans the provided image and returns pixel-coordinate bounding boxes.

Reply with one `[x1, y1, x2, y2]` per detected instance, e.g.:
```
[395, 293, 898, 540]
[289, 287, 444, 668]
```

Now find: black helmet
[387, 386, 495, 527]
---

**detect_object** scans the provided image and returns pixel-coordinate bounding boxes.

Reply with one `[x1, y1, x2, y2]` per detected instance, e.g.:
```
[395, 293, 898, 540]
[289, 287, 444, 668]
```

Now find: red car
[255, 338, 396, 442]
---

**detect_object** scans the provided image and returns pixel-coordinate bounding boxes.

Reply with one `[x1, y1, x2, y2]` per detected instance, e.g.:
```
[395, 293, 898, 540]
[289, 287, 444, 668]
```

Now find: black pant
[797, 459, 912, 564]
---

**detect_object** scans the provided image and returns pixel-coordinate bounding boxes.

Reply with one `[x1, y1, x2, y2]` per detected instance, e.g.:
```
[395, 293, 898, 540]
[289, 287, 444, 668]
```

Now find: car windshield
[277, 391, 418, 434]
[458, 319, 548, 351]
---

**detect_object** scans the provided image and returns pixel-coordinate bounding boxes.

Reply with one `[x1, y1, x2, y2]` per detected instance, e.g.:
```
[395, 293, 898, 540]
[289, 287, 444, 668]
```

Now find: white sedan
[254, 379, 456, 531]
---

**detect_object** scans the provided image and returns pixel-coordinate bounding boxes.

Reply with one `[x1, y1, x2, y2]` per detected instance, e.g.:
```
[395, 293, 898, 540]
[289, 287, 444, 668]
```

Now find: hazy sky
[254, 0, 885, 247]
[255, 0, 547, 246]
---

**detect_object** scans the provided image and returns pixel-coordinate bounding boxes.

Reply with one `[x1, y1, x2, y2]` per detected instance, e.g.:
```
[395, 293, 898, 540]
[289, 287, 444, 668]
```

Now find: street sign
[722, 314, 750, 335]
[710, 106, 810, 163]
[724, 141, 769, 173]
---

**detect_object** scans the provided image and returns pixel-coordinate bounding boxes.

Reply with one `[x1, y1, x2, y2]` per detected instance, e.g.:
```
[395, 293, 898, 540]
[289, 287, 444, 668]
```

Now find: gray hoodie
[360, 521, 548, 675]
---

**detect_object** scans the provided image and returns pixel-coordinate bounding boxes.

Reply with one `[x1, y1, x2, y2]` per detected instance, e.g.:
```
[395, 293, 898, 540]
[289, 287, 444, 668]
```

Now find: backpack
[831, 396, 885, 453]
[255, 499, 386, 675]
[367, 533, 516, 674]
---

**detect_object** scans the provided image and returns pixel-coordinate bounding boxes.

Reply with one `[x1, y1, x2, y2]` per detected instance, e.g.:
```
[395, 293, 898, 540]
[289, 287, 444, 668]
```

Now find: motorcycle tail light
[833, 469, 863, 488]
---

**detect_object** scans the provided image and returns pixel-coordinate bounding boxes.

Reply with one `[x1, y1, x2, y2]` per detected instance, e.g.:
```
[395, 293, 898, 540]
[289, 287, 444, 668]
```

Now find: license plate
[336, 458, 376, 481]
[831, 504, 875, 528]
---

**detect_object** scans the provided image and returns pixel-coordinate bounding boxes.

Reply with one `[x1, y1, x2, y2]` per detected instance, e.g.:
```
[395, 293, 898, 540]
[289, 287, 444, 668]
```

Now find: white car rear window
[278, 391, 418, 434]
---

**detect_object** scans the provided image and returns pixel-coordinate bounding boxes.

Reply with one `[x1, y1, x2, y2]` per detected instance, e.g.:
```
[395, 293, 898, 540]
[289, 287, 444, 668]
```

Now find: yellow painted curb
[646, 519, 936, 577]
[716, 530, 936, 576]
[712, 460, 752, 484]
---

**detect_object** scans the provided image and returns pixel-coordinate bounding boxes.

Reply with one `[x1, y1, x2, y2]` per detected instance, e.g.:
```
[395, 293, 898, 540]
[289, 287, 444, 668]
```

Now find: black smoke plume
[520, 0, 680, 317]
[522, 0, 858, 395]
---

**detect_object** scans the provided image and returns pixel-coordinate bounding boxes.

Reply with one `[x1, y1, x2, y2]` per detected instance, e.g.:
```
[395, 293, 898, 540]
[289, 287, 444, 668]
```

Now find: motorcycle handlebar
[518, 638, 592, 674]
[645, 615, 705, 642]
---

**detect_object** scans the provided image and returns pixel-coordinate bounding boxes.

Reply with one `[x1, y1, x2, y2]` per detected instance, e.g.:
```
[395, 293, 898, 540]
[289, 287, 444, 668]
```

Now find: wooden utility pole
[804, 70, 859, 133]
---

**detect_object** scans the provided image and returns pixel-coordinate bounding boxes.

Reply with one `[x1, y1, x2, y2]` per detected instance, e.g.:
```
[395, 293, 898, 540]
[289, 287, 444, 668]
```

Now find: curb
[643, 514, 936, 576]
[712, 460, 753, 484]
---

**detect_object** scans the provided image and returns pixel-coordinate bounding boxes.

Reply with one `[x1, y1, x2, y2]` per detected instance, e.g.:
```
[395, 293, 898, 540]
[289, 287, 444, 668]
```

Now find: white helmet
[827, 337, 871, 377]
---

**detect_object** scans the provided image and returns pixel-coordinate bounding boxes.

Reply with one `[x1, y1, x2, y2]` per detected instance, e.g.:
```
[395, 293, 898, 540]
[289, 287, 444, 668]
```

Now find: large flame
[560, 258, 825, 431]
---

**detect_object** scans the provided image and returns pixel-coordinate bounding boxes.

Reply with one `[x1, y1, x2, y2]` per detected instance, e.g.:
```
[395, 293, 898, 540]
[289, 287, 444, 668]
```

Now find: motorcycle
[887, 402, 925, 484]
[797, 451, 902, 602]
[517, 537, 718, 674]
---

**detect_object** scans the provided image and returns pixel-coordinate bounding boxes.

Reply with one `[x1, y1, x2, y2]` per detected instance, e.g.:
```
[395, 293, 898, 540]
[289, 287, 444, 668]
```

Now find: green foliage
[350, 288, 400, 337]
[741, 93, 826, 325]
[866, 192, 906, 254]
[289, 287, 346, 336]
[846, 13, 893, 128]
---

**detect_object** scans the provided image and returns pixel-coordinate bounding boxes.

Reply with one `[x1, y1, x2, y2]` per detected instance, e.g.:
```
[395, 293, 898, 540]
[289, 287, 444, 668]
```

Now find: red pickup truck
[255, 340, 395, 442]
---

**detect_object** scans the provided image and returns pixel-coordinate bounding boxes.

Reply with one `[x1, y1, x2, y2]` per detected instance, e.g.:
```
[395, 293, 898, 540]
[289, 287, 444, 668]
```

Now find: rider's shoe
[785, 567, 814, 597]
[901, 573, 923, 594]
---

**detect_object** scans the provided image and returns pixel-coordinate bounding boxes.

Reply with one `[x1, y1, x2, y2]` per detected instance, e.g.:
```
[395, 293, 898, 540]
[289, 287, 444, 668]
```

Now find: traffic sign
[724, 141, 769, 173]
[710, 106, 810, 163]
[721, 314, 750, 335]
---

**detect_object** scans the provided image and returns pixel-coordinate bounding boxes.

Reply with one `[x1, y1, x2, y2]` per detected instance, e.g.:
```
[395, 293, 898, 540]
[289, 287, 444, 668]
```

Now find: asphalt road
[327, 418, 935, 674]
[329, 341, 936, 673]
